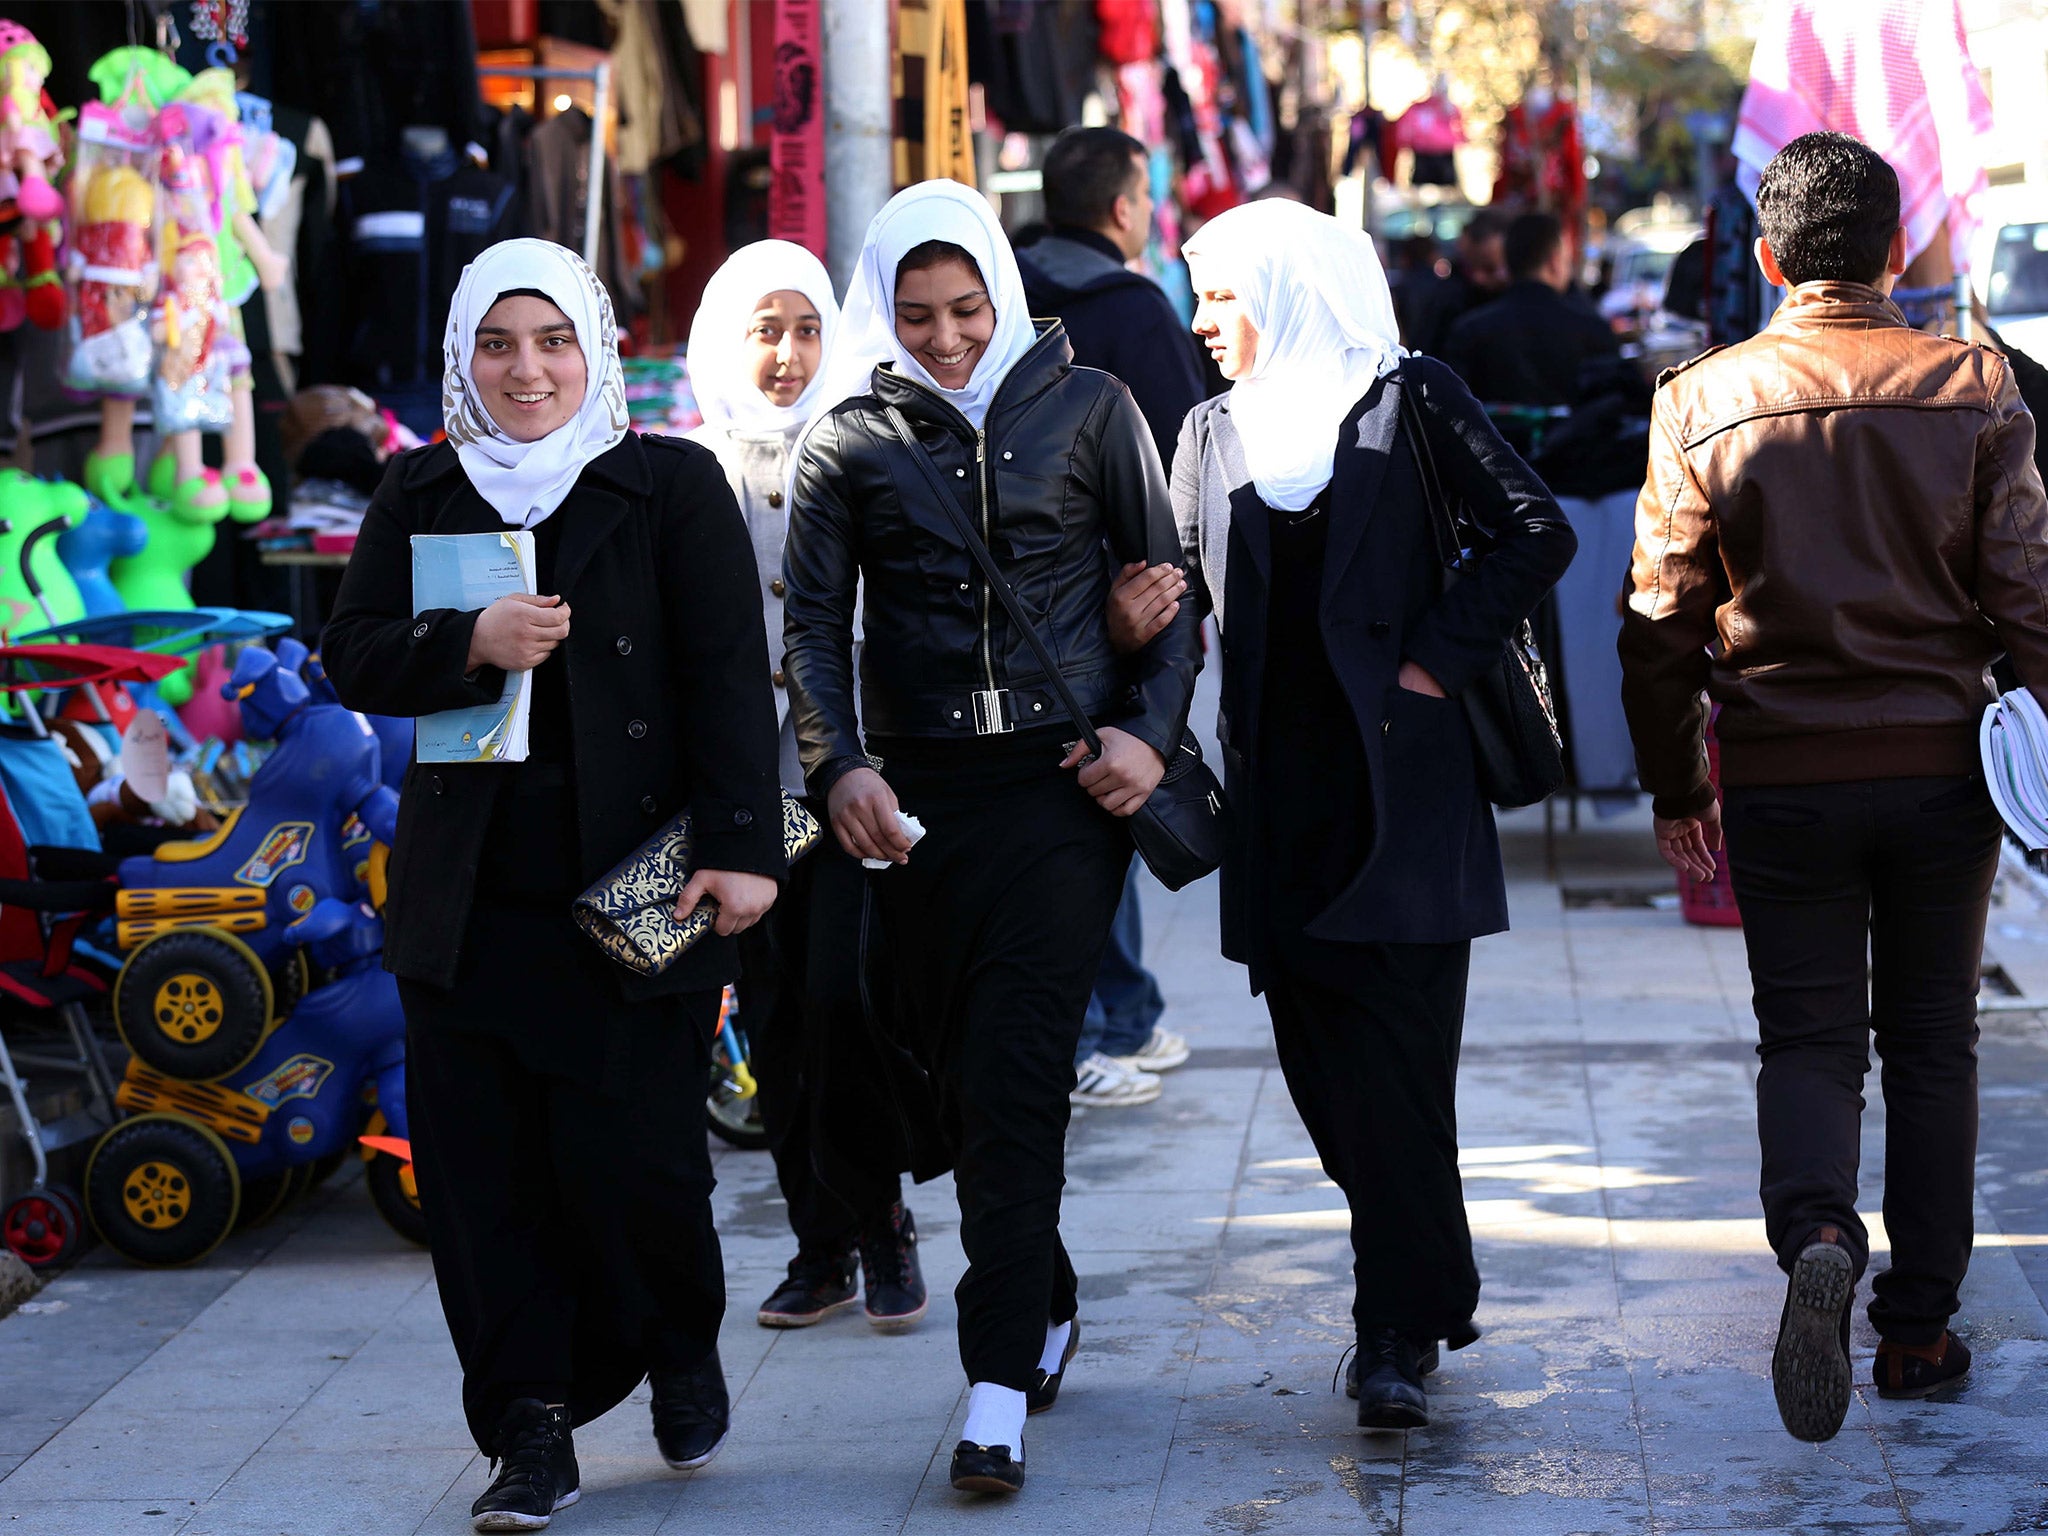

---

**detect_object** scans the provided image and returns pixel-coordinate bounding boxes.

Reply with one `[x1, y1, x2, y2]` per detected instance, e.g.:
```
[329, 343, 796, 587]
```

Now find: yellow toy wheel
[114, 928, 275, 1082]
[86, 1114, 241, 1267]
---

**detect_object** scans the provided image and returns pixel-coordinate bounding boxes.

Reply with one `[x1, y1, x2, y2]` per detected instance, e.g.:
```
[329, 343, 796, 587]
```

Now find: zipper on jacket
[975, 427, 996, 698]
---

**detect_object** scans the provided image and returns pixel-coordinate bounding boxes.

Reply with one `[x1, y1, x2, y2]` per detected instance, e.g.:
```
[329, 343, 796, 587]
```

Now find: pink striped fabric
[1732, 0, 1992, 269]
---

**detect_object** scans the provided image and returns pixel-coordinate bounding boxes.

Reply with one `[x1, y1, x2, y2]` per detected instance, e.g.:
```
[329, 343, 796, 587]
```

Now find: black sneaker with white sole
[757, 1246, 859, 1327]
[472, 1399, 579, 1532]
[859, 1202, 929, 1331]
[1773, 1229, 1856, 1443]
[651, 1349, 729, 1471]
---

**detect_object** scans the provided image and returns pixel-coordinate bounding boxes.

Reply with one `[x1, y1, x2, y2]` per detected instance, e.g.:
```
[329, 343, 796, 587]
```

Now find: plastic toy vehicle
[108, 645, 397, 1085]
[86, 896, 410, 1265]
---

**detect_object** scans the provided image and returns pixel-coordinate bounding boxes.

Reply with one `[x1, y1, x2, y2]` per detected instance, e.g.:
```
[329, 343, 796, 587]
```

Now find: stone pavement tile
[1058, 1189, 1237, 1253]
[1425, 1326, 1637, 1405]
[1470, 1234, 1624, 1323]
[0, 1401, 287, 1502]
[1149, 1384, 1404, 1535]
[265, 1358, 475, 1452]
[1892, 1469, 2048, 1536]
[1062, 1069, 1264, 1192]
[172, 1446, 470, 1536]
[0, 1499, 205, 1534]
[1619, 1274, 1785, 1318]
[1863, 1336, 2048, 1478]
[1642, 1425, 1904, 1531]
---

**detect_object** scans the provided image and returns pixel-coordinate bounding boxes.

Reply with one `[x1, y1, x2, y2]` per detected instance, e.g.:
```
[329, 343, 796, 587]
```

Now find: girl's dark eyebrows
[477, 322, 577, 337]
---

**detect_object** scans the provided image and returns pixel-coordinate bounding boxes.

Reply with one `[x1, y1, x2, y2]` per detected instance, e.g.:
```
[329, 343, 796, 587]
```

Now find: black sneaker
[950, 1439, 1025, 1494]
[757, 1245, 859, 1328]
[1026, 1318, 1080, 1414]
[651, 1349, 730, 1471]
[1344, 1339, 1438, 1398]
[472, 1399, 579, 1532]
[858, 1203, 929, 1332]
[1773, 1228, 1856, 1443]
[1353, 1328, 1429, 1430]
[1873, 1330, 1971, 1398]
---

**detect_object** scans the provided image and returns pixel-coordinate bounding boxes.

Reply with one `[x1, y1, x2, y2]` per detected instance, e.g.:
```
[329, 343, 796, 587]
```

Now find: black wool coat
[322, 432, 785, 999]
[1173, 356, 1577, 965]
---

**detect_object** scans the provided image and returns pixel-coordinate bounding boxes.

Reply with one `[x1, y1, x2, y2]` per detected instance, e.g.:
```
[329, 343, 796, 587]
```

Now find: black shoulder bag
[1396, 385, 1566, 810]
[882, 403, 1225, 891]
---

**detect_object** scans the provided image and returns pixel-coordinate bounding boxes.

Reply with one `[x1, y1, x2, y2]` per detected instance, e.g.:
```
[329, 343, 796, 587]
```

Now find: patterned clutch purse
[572, 792, 821, 976]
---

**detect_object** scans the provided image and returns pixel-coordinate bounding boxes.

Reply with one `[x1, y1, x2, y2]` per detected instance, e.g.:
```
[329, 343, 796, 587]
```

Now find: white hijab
[441, 238, 630, 528]
[687, 240, 841, 438]
[803, 179, 1036, 436]
[1182, 200, 1407, 512]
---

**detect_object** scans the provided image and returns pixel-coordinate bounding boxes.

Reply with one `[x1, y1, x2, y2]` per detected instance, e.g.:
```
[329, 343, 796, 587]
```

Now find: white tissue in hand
[862, 811, 927, 869]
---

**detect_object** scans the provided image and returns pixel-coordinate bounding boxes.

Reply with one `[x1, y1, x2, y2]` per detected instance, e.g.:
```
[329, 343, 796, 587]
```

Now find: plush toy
[176, 644, 241, 745]
[75, 47, 189, 522]
[0, 21, 62, 221]
[55, 493, 146, 618]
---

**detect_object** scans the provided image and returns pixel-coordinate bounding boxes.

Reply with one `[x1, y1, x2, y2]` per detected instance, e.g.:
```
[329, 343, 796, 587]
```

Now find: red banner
[769, 0, 825, 259]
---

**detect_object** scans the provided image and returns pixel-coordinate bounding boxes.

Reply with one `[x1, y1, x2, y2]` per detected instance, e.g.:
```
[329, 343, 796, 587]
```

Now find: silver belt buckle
[971, 688, 1015, 735]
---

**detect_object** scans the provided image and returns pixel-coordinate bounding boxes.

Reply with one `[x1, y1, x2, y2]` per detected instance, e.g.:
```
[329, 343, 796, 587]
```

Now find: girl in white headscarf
[325, 238, 786, 1529]
[1170, 199, 1575, 1436]
[781, 180, 1201, 1495]
[684, 241, 935, 1340]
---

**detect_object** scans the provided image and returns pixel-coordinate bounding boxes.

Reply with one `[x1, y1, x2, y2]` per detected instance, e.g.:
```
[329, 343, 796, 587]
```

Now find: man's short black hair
[1461, 208, 1509, 247]
[1505, 212, 1564, 281]
[1041, 126, 1148, 231]
[1755, 131, 1900, 286]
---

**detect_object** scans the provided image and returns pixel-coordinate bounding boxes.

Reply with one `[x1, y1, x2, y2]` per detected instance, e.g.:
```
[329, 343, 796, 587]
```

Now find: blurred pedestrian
[685, 242, 929, 1337]
[1406, 207, 1508, 356]
[1173, 200, 1574, 1432]
[1618, 132, 2048, 1443]
[783, 180, 1200, 1495]
[1019, 124, 1202, 1110]
[1442, 211, 1618, 414]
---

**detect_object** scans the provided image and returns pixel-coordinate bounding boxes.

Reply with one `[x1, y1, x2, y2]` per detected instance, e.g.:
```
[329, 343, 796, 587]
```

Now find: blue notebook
[411, 530, 536, 763]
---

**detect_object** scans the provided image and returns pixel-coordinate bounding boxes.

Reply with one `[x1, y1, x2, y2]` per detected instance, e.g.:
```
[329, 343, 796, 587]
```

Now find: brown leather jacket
[1619, 281, 2048, 817]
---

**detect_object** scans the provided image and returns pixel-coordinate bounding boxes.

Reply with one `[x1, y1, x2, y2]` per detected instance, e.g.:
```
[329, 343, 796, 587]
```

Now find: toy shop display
[0, 20, 65, 333]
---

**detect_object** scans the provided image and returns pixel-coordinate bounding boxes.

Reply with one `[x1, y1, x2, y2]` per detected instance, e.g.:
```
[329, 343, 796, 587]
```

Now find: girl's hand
[827, 767, 912, 864]
[1107, 561, 1187, 653]
[674, 869, 778, 936]
[468, 593, 571, 672]
[1061, 726, 1166, 817]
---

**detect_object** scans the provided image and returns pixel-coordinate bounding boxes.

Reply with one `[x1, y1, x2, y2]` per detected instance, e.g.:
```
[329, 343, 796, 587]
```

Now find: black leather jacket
[783, 320, 1201, 794]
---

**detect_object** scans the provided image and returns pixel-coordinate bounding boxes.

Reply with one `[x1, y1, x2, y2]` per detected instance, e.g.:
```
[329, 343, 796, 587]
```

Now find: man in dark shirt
[1407, 208, 1509, 355]
[1017, 127, 1209, 468]
[1016, 126, 1201, 1108]
[1444, 211, 1618, 408]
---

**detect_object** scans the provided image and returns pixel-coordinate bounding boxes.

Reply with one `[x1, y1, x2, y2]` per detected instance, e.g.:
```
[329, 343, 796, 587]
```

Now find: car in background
[1600, 202, 1702, 341]
[1980, 217, 2048, 358]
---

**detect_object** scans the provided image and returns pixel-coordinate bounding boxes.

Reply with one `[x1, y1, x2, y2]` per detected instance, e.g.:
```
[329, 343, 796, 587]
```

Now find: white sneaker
[1115, 1025, 1190, 1073]
[1070, 1051, 1162, 1107]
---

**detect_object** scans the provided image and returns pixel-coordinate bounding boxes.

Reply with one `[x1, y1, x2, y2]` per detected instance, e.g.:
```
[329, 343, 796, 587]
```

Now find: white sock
[1037, 1319, 1072, 1376]
[961, 1382, 1027, 1455]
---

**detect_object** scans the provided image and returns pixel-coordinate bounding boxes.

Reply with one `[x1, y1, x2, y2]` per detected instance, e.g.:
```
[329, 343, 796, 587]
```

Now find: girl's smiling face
[744, 288, 824, 407]
[471, 294, 588, 441]
[893, 256, 996, 390]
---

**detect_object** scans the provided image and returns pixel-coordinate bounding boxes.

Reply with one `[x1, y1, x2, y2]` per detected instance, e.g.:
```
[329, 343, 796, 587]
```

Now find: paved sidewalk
[5, 809, 2048, 1534]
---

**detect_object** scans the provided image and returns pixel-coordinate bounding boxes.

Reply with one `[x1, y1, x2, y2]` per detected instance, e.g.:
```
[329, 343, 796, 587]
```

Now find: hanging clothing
[1493, 94, 1585, 230]
[260, 110, 334, 390]
[894, 0, 976, 189]
[523, 109, 638, 318]
[1733, 0, 1990, 272]
[596, 0, 706, 176]
[965, 0, 1099, 134]
[268, 1, 485, 168]
[440, 239, 630, 530]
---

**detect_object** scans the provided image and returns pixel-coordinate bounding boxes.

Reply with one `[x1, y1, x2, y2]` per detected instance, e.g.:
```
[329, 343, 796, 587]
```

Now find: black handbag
[881, 403, 1225, 891]
[1397, 386, 1566, 810]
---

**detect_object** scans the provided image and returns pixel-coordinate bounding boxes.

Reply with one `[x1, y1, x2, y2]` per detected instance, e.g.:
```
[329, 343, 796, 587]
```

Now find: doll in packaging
[0, 21, 64, 331]
[144, 100, 234, 522]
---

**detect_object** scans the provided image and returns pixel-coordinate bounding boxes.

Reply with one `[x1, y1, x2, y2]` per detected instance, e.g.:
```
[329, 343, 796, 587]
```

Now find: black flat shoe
[1773, 1232, 1855, 1443]
[650, 1350, 730, 1471]
[1026, 1319, 1081, 1414]
[1345, 1339, 1438, 1398]
[950, 1439, 1025, 1494]
[1353, 1328, 1429, 1431]
[1874, 1330, 1971, 1399]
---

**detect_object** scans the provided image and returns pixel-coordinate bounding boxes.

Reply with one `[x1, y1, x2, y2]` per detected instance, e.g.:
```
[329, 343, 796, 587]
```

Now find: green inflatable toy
[107, 457, 233, 705]
[0, 472, 86, 635]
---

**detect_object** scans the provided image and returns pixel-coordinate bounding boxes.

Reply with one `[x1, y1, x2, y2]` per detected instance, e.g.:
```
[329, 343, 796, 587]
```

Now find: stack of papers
[1981, 687, 2048, 848]
[411, 530, 536, 763]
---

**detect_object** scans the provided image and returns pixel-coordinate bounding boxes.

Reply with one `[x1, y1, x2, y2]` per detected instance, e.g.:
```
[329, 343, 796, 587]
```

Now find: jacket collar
[1771, 281, 1909, 330]
[875, 319, 1075, 435]
[399, 430, 654, 498]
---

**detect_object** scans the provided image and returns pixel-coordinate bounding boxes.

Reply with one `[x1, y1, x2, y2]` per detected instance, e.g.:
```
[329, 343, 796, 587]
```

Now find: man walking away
[1619, 130, 2048, 1444]
[1020, 126, 1202, 1110]
[1408, 209, 1509, 356]
[1443, 211, 1618, 419]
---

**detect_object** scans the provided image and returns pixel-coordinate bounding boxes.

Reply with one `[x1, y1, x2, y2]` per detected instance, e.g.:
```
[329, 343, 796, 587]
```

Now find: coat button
[1369, 620, 1390, 637]
[627, 719, 647, 739]
[954, 467, 966, 478]
[616, 635, 632, 655]
[412, 621, 429, 639]
[771, 578, 786, 597]
[1002, 450, 1013, 461]
[767, 490, 784, 507]
[773, 669, 786, 688]
[958, 581, 970, 592]
[431, 774, 445, 794]
[641, 794, 657, 814]
[733, 808, 754, 828]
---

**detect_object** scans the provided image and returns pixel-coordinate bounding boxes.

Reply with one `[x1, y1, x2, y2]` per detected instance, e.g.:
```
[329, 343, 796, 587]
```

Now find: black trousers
[1262, 943, 1481, 1343]
[741, 829, 905, 1253]
[1723, 775, 2001, 1346]
[872, 732, 1130, 1391]
[402, 990, 725, 1451]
